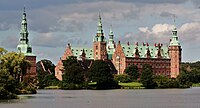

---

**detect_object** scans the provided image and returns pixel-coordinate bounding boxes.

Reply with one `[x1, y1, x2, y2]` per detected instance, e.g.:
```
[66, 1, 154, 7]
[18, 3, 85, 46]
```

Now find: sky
[0, 0, 200, 64]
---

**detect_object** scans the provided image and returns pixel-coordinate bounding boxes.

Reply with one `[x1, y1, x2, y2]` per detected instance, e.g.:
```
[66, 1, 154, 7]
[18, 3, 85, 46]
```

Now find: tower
[107, 25, 115, 60]
[93, 13, 107, 60]
[17, 7, 37, 77]
[168, 27, 182, 78]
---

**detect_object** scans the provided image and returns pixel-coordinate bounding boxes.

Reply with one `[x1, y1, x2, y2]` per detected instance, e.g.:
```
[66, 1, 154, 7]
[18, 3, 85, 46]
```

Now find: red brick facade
[25, 56, 37, 78]
[169, 46, 182, 78]
[112, 41, 175, 77]
[55, 44, 74, 80]
[93, 41, 107, 60]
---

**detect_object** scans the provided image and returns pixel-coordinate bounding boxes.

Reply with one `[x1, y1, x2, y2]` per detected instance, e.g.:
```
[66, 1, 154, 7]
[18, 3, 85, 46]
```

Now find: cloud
[0, 23, 17, 31]
[0, 1, 198, 33]
[31, 32, 67, 47]
[120, 22, 200, 47]
[31, 32, 89, 48]
[1, 35, 18, 48]
[179, 22, 200, 42]
[160, 12, 175, 18]
[150, 24, 174, 35]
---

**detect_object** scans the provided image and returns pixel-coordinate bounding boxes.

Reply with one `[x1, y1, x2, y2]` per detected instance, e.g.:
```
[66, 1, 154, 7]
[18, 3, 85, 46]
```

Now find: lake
[1, 87, 200, 108]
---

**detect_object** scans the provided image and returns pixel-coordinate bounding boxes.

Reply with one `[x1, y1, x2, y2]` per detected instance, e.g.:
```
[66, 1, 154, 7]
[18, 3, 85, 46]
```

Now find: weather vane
[173, 15, 177, 25]
[24, 4, 26, 12]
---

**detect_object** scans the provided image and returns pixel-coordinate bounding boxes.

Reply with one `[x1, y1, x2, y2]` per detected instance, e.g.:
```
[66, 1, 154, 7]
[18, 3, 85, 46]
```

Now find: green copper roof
[121, 43, 169, 59]
[170, 27, 180, 46]
[93, 13, 106, 42]
[17, 7, 34, 56]
[71, 47, 93, 59]
[107, 25, 115, 60]
[97, 13, 103, 35]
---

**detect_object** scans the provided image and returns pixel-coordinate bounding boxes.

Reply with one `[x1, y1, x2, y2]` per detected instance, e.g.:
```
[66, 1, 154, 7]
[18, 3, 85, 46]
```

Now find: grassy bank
[44, 86, 60, 89]
[192, 83, 200, 87]
[119, 82, 144, 89]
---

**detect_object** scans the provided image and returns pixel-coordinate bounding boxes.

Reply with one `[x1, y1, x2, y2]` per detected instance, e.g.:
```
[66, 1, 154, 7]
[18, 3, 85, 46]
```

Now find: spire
[96, 11, 104, 37]
[94, 12, 105, 42]
[17, 7, 33, 55]
[169, 16, 180, 46]
[20, 6, 29, 44]
[109, 24, 113, 37]
[109, 24, 114, 43]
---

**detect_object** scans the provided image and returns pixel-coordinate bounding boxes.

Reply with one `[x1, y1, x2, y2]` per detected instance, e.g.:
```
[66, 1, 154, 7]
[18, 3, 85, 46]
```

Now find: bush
[140, 64, 156, 89]
[61, 82, 85, 90]
[114, 74, 132, 83]
[88, 60, 119, 89]
[0, 87, 18, 100]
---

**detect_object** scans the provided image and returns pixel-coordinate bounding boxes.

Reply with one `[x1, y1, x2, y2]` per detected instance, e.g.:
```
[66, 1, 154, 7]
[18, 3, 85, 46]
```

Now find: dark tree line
[37, 59, 200, 90]
[36, 59, 59, 89]
[60, 56, 118, 89]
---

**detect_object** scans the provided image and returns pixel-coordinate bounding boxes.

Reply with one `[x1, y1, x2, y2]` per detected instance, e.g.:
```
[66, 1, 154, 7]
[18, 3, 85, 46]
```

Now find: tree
[188, 69, 200, 83]
[177, 71, 192, 88]
[114, 74, 132, 83]
[36, 59, 56, 88]
[140, 64, 156, 89]
[0, 47, 7, 57]
[88, 60, 118, 89]
[0, 52, 31, 83]
[153, 75, 170, 88]
[62, 56, 85, 89]
[124, 64, 139, 81]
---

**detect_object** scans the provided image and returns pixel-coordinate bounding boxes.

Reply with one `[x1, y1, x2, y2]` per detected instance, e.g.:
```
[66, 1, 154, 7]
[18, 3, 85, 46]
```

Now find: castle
[17, 8, 37, 77]
[55, 14, 182, 81]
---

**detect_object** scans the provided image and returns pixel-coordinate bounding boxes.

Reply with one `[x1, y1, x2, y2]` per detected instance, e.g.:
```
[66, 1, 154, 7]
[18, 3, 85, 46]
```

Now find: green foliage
[119, 82, 143, 88]
[153, 75, 170, 88]
[188, 69, 200, 83]
[36, 59, 55, 74]
[0, 87, 17, 100]
[0, 47, 7, 56]
[153, 76, 179, 88]
[36, 59, 57, 89]
[124, 64, 139, 80]
[62, 56, 85, 89]
[182, 61, 200, 70]
[180, 61, 200, 86]
[140, 64, 156, 89]
[88, 60, 118, 89]
[0, 52, 31, 83]
[114, 74, 132, 83]
[177, 71, 192, 88]
[0, 47, 35, 99]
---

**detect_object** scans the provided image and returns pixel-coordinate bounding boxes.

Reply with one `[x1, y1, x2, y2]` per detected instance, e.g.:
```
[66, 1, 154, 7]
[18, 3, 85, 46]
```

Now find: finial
[98, 9, 101, 17]
[110, 24, 113, 34]
[23, 5, 26, 13]
[173, 15, 177, 27]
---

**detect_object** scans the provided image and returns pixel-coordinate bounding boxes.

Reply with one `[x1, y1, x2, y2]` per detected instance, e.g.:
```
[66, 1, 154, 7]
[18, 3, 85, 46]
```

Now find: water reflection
[1, 88, 200, 108]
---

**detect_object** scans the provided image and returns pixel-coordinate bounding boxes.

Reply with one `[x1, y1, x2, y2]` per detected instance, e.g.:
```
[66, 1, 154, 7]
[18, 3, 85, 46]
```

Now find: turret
[17, 7, 33, 55]
[93, 13, 107, 60]
[16, 7, 36, 78]
[20, 7, 29, 44]
[168, 26, 182, 78]
[107, 25, 115, 60]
